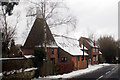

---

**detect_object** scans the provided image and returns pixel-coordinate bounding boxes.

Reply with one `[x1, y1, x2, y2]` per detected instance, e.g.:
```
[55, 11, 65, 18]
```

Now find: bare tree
[88, 33, 94, 41]
[29, 0, 77, 27]
[25, 0, 77, 60]
[88, 32, 97, 41]
[0, 2, 19, 57]
[97, 36, 117, 63]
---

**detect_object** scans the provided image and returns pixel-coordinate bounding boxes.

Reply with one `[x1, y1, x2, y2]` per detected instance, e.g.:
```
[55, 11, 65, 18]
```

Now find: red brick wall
[58, 48, 72, 62]
[91, 48, 99, 65]
[56, 61, 74, 74]
[22, 49, 34, 55]
[78, 56, 87, 69]
[72, 56, 87, 70]
[72, 57, 77, 70]
[79, 37, 100, 65]
[79, 37, 92, 57]
[57, 48, 87, 70]
[47, 48, 58, 64]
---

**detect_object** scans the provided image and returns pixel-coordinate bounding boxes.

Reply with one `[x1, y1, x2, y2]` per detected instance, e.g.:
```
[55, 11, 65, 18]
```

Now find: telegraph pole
[82, 40, 85, 60]
[43, 0, 48, 60]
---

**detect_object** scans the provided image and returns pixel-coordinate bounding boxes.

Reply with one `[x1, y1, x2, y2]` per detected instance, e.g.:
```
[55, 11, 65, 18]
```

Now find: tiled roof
[54, 36, 88, 56]
[80, 37, 98, 48]
[23, 18, 55, 48]
[23, 18, 88, 56]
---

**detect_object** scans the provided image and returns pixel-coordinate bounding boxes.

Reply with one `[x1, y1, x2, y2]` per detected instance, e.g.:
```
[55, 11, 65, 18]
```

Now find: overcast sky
[7, 0, 119, 44]
[64, 0, 119, 41]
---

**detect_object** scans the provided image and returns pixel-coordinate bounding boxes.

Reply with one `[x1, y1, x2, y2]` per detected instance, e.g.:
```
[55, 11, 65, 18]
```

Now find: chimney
[93, 40, 95, 46]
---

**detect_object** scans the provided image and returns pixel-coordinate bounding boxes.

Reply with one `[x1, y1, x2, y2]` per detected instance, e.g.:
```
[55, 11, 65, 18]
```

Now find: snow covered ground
[0, 57, 24, 60]
[0, 55, 34, 60]
[38, 63, 110, 79]
[0, 67, 37, 77]
[0, 63, 110, 79]
[0, 73, 3, 77]
[24, 68, 37, 72]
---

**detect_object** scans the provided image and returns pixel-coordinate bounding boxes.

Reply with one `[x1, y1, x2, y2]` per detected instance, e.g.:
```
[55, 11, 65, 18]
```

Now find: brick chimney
[93, 40, 95, 46]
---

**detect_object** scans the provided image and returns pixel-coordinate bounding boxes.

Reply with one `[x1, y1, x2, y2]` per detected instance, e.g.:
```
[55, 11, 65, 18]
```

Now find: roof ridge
[53, 34, 77, 40]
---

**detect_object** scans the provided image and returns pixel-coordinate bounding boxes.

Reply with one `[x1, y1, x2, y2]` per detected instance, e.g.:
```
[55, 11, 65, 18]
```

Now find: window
[85, 57, 87, 61]
[61, 57, 67, 62]
[96, 55, 98, 61]
[78, 56, 80, 61]
[65, 57, 67, 61]
[51, 58, 55, 64]
[96, 49, 98, 52]
[93, 57, 95, 62]
[52, 49, 54, 54]
[93, 48, 95, 52]
[93, 55, 96, 62]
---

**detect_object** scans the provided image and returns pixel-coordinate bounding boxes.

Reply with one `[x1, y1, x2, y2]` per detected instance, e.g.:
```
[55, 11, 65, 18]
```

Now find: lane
[98, 64, 120, 80]
[109, 64, 120, 79]
[67, 64, 117, 80]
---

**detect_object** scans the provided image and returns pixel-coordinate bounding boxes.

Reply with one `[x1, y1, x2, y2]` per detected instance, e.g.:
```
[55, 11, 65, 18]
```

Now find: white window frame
[96, 55, 98, 61]
[96, 49, 98, 52]
[93, 48, 95, 52]
[61, 57, 67, 62]
[93, 57, 95, 61]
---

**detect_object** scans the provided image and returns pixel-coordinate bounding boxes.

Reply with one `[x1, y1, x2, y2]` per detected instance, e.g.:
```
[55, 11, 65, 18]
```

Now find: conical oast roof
[23, 18, 55, 48]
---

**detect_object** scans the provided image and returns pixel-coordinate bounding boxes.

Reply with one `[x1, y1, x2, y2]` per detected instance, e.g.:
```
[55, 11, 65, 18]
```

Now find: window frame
[96, 49, 98, 52]
[93, 48, 95, 52]
[52, 49, 54, 54]
[93, 55, 96, 62]
[96, 55, 98, 61]
[78, 56, 80, 61]
[61, 57, 67, 62]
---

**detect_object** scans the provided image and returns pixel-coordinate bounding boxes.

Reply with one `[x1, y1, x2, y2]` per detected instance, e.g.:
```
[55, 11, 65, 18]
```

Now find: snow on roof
[54, 36, 88, 56]
[86, 40, 94, 47]
[46, 44, 58, 48]
[80, 44, 88, 50]
[35, 41, 58, 48]
[85, 39, 98, 48]
[99, 51, 102, 55]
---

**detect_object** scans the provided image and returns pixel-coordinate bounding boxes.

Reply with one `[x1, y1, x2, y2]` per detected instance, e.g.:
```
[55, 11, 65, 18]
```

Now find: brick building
[79, 37, 102, 65]
[21, 14, 88, 73]
[54, 36, 88, 71]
